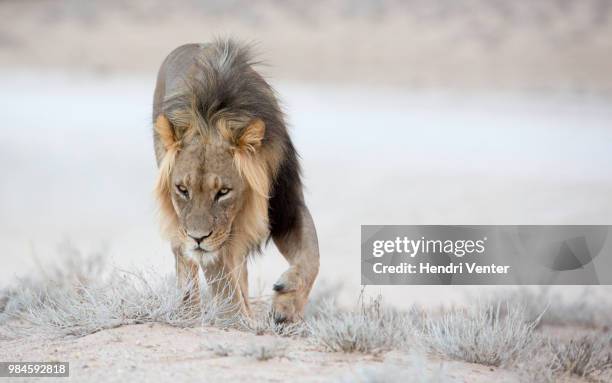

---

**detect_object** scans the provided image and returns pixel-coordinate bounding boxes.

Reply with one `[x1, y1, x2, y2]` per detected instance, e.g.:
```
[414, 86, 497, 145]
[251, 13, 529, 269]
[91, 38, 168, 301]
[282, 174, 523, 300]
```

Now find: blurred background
[1, 0, 611, 307]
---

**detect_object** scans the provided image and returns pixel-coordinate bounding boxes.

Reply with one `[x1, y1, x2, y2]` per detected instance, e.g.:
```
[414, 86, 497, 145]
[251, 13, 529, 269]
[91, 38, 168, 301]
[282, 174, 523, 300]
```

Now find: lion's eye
[176, 184, 189, 197]
[216, 187, 231, 200]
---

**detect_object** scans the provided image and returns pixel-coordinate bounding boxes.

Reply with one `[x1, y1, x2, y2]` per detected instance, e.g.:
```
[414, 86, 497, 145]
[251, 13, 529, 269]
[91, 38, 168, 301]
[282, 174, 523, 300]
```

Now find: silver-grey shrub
[550, 333, 612, 377]
[421, 302, 539, 367]
[0, 254, 235, 339]
[307, 296, 415, 354]
[486, 287, 612, 329]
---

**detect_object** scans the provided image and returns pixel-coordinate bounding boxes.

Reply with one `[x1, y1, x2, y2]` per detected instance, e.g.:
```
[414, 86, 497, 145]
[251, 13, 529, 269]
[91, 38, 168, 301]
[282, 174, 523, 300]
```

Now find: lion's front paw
[272, 290, 305, 323]
[271, 268, 309, 323]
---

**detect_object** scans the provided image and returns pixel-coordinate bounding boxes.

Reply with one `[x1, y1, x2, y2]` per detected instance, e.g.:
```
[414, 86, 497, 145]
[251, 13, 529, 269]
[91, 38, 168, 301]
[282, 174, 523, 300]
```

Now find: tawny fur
[154, 115, 271, 249]
[154, 115, 181, 239]
[152, 40, 320, 323]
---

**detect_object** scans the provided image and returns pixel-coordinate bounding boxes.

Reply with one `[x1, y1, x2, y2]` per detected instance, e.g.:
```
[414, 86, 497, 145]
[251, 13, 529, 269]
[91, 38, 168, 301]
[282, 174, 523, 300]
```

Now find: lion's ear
[154, 114, 180, 237]
[237, 118, 265, 153]
[155, 114, 179, 151]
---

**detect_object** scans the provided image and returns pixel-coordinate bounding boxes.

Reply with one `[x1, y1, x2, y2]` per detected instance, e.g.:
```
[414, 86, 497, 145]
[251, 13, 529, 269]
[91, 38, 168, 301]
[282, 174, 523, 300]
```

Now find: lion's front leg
[272, 205, 320, 323]
[172, 244, 201, 310]
[201, 252, 251, 320]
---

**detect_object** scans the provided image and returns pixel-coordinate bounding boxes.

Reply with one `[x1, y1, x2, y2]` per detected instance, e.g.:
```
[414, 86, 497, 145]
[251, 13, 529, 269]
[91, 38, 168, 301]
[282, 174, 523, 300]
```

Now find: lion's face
[170, 135, 247, 260]
[155, 114, 270, 263]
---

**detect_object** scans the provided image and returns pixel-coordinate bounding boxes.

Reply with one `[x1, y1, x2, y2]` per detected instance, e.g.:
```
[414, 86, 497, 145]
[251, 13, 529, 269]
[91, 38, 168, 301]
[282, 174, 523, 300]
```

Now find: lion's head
[152, 41, 290, 265]
[154, 113, 271, 264]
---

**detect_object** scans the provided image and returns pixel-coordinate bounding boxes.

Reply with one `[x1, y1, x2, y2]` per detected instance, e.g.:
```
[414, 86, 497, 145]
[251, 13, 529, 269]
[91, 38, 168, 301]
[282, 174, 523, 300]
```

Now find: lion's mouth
[191, 239, 225, 253]
[185, 230, 229, 254]
[191, 245, 214, 253]
[185, 245, 220, 266]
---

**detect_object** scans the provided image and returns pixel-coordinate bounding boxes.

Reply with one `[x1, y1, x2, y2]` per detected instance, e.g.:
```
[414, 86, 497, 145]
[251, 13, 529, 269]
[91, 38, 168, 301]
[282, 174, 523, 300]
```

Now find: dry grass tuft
[240, 309, 307, 337]
[0, 247, 237, 339]
[485, 287, 612, 329]
[549, 333, 612, 377]
[421, 302, 539, 367]
[307, 294, 416, 354]
[513, 339, 559, 383]
[239, 280, 345, 337]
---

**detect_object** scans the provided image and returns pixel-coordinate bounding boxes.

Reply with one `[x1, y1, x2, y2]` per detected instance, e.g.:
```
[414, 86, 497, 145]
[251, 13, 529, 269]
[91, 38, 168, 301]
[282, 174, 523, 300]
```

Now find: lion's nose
[188, 231, 213, 245]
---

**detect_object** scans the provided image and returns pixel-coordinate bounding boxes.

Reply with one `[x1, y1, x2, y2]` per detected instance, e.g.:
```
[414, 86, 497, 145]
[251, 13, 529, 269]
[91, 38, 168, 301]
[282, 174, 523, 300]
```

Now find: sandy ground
[1, 323, 532, 383]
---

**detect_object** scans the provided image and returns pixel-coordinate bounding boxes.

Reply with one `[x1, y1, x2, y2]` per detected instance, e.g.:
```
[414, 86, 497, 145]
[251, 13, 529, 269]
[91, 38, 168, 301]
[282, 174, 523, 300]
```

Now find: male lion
[152, 39, 319, 323]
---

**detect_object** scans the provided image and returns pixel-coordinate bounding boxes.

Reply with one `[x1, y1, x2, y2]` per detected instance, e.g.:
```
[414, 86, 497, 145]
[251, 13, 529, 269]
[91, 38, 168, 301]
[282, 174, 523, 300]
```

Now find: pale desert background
[1, 2, 612, 382]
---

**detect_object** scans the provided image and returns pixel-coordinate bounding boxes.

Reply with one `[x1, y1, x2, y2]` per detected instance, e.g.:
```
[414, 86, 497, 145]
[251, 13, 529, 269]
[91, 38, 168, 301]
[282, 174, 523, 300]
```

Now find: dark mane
[155, 38, 303, 241]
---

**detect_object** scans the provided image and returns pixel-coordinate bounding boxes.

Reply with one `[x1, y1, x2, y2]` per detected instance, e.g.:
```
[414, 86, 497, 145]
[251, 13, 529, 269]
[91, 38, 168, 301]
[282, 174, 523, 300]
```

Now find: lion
[151, 39, 319, 323]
